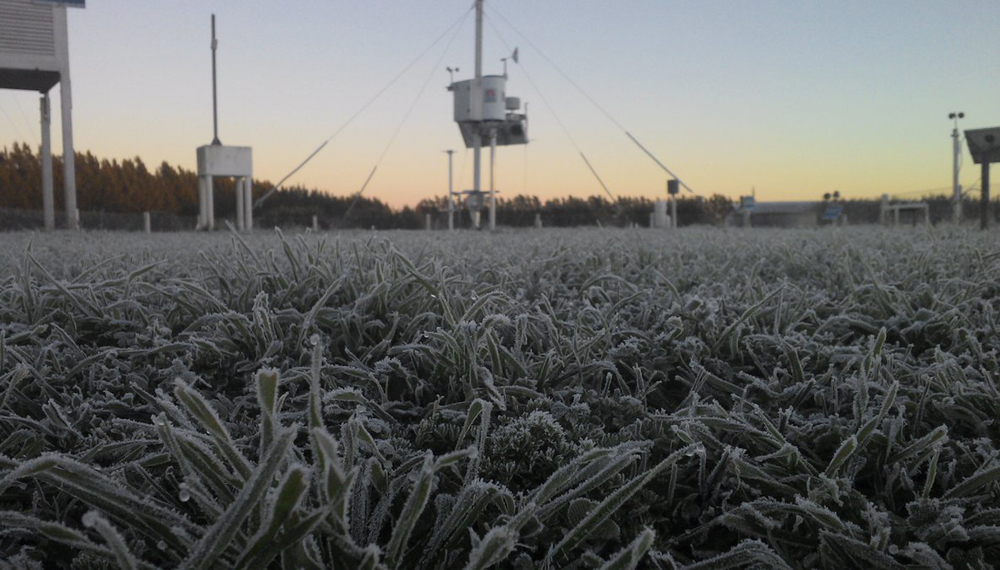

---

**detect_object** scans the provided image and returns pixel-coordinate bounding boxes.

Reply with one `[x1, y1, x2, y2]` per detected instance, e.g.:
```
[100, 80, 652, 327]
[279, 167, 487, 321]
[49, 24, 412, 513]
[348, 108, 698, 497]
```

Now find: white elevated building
[196, 14, 253, 232]
[446, 0, 528, 231]
[0, 0, 83, 230]
[196, 144, 252, 231]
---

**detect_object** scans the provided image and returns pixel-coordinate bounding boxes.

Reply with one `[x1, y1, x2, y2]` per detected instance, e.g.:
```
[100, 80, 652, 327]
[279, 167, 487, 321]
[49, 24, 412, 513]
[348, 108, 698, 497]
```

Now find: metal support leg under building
[60, 65, 77, 230]
[40, 93, 54, 231]
[236, 177, 245, 231]
[243, 177, 253, 231]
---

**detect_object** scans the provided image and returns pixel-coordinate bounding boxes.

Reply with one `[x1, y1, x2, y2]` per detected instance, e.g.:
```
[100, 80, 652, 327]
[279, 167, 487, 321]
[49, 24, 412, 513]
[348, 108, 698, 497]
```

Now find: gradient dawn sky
[2, 0, 999, 208]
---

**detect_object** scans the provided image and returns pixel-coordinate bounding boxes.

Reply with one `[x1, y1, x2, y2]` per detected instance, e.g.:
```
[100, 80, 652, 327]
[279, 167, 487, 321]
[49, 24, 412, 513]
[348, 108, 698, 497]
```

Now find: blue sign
[742, 196, 755, 211]
[822, 204, 843, 221]
[33, 0, 85, 7]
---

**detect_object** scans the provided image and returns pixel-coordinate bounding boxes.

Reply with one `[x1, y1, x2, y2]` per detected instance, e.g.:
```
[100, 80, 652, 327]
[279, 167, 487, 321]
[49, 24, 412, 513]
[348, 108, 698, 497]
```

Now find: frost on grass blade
[2, 228, 1000, 567]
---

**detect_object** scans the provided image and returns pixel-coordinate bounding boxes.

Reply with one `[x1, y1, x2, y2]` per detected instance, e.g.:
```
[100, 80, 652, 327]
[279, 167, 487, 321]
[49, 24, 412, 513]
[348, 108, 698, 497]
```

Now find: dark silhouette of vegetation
[2, 143, 993, 230]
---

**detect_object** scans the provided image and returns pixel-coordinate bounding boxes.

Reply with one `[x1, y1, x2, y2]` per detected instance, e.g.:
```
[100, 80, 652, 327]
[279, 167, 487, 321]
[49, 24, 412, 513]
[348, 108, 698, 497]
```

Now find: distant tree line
[0, 143, 404, 229]
[414, 193, 735, 228]
[1, 143, 989, 230]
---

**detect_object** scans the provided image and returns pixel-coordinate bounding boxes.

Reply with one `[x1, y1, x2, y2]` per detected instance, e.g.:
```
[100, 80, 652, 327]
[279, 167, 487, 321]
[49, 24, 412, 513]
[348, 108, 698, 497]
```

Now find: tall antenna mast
[447, 0, 527, 231]
[211, 14, 221, 145]
[472, 0, 483, 227]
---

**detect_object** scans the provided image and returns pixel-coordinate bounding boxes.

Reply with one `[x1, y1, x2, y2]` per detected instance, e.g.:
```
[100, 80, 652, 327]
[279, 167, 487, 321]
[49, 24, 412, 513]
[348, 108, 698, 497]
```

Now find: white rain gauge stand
[196, 14, 253, 231]
[447, 0, 528, 231]
[0, 0, 84, 230]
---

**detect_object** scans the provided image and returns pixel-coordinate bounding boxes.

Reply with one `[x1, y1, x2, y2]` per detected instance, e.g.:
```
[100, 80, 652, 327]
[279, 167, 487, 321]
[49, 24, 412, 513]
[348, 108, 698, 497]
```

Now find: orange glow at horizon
[1, 0, 996, 211]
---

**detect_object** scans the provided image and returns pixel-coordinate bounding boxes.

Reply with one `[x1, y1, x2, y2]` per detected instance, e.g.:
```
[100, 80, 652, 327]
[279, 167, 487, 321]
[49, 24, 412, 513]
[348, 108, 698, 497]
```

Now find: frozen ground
[0, 226, 998, 568]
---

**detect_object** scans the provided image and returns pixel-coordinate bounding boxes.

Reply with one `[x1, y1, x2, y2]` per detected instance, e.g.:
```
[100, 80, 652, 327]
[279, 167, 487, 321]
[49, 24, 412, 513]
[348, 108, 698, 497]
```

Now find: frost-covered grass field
[1, 226, 999, 569]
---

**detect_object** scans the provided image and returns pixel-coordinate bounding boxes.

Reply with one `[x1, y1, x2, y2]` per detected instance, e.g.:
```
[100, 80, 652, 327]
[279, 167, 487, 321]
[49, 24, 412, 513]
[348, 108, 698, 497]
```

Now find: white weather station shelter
[0, 0, 84, 230]
[196, 15, 253, 232]
[447, 0, 528, 231]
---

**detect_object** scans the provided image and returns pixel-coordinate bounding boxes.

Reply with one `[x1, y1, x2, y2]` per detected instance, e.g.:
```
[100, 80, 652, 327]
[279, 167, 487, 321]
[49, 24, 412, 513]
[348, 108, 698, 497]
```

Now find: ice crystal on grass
[0, 227, 999, 567]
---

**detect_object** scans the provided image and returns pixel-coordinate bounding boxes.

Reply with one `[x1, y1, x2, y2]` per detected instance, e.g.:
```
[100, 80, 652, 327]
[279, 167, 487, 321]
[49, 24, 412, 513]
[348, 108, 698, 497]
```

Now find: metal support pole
[446, 150, 454, 231]
[880, 194, 888, 225]
[312, 215, 318, 232]
[953, 126, 963, 223]
[471, 0, 483, 223]
[473, 134, 482, 218]
[474, 0, 483, 94]
[670, 196, 678, 229]
[982, 162, 990, 231]
[40, 93, 54, 231]
[211, 14, 221, 145]
[236, 178, 246, 231]
[60, 64, 77, 230]
[206, 175, 215, 230]
[244, 177, 253, 231]
[197, 177, 206, 229]
[143, 211, 151, 233]
[489, 129, 497, 231]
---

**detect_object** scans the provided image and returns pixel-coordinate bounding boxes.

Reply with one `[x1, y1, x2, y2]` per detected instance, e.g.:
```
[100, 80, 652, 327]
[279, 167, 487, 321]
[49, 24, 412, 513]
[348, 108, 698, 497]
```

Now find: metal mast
[445, 149, 455, 230]
[473, 0, 483, 228]
[489, 129, 497, 230]
[211, 14, 221, 145]
[950, 112, 964, 224]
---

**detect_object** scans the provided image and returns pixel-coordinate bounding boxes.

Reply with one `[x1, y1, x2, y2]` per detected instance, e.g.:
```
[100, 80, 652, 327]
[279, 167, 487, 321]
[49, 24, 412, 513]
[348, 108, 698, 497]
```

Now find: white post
[473, 133, 482, 212]
[143, 211, 151, 233]
[446, 150, 454, 231]
[425, 213, 432, 230]
[880, 193, 889, 225]
[670, 196, 678, 229]
[236, 177, 246, 231]
[489, 129, 497, 231]
[40, 93, 55, 231]
[312, 215, 318, 232]
[206, 175, 215, 230]
[534, 212, 542, 229]
[197, 177, 206, 229]
[244, 177, 253, 231]
[953, 125, 963, 224]
[654, 200, 667, 228]
[60, 60, 77, 230]
[893, 206, 899, 226]
[472, 0, 483, 218]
